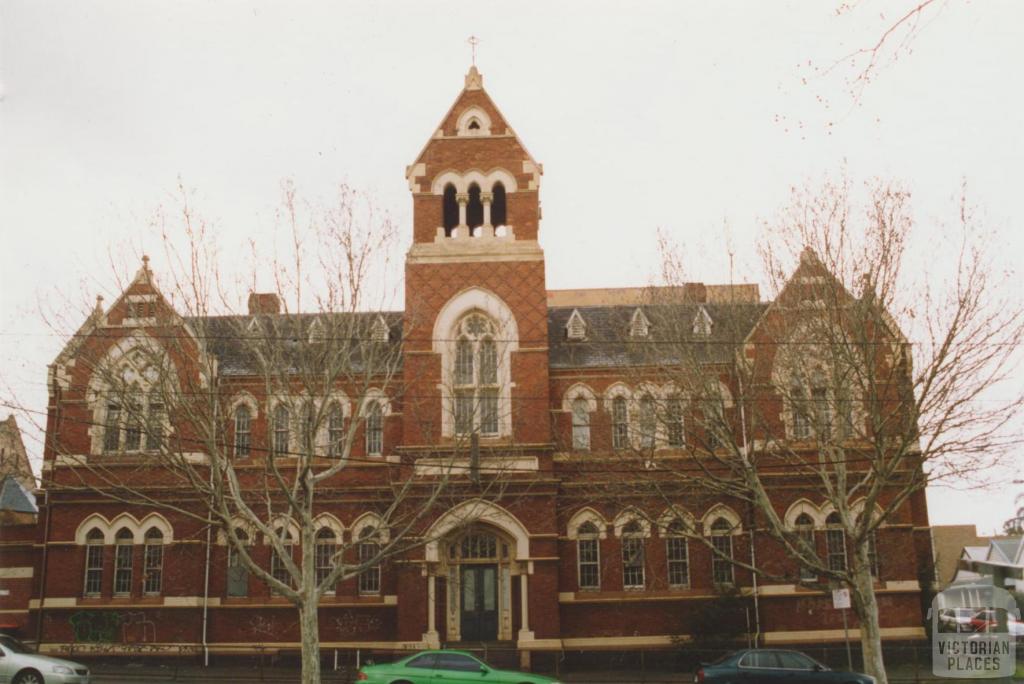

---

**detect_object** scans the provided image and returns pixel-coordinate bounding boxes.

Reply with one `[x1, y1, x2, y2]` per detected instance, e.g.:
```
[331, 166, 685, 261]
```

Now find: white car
[0, 635, 90, 684]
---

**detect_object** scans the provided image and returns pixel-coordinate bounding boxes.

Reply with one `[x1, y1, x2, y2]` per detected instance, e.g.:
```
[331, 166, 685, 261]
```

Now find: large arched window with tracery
[453, 313, 500, 436]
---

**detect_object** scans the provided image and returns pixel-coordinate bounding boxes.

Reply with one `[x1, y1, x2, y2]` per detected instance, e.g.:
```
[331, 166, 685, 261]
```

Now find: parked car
[0, 635, 90, 684]
[968, 609, 1024, 636]
[356, 649, 559, 684]
[695, 649, 875, 684]
[937, 607, 975, 632]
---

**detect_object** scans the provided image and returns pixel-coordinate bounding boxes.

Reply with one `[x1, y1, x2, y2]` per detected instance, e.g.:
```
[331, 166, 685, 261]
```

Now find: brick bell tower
[402, 66, 550, 450]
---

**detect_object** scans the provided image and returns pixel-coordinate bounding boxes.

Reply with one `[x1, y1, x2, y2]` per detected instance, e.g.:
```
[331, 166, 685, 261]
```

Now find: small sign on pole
[832, 588, 851, 609]
[832, 588, 853, 670]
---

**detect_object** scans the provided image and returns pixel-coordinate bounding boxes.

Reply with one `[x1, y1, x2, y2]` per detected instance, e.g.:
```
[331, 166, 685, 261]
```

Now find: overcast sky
[1, 1, 1021, 533]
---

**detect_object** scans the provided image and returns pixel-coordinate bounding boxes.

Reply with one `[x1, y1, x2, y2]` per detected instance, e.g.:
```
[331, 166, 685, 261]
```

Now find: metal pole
[841, 608, 852, 671]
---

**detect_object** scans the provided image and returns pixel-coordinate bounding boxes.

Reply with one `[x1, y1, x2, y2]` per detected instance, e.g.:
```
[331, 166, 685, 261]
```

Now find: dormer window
[693, 306, 713, 336]
[308, 318, 325, 344]
[566, 309, 587, 340]
[371, 315, 390, 343]
[629, 308, 650, 338]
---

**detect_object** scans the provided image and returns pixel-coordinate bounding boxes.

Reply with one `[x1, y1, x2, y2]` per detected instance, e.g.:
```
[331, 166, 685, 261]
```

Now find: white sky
[1, 1, 1021, 534]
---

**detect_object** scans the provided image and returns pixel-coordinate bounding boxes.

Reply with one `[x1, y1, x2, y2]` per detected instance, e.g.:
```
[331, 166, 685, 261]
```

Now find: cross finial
[467, 35, 480, 66]
[142, 254, 150, 268]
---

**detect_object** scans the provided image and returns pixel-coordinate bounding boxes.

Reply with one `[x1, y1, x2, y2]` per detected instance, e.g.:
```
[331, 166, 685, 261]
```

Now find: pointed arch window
[710, 517, 735, 585]
[272, 404, 290, 457]
[327, 403, 345, 458]
[577, 521, 600, 589]
[665, 519, 690, 588]
[571, 398, 591, 450]
[825, 512, 847, 572]
[226, 529, 249, 597]
[270, 529, 294, 592]
[621, 520, 646, 589]
[358, 527, 381, 594]
[113, 528, 134, 596]
[145, 394, 164, 450]
[453, 314, 501, 437]
[794, 512, 817, 581]
[143, 528, 163, 595]
[491, 182, 507, 227]
[234, 406, 252, 457]
[639, 394, 656, 449]
[315, 527, 337, 589]
[466, 183, 483, 232]
[83, 528, 105, 596]
[123, 395, 143, 452]
[611, 396, 629, 450]
[103, 403, 122, 452]
[666, 395, 684, 447]
[365, 402, 384, 456]
[443, 184, 458, 236]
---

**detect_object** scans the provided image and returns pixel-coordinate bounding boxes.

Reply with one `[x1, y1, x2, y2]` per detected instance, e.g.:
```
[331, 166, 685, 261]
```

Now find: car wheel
[14, 670, 44, 684]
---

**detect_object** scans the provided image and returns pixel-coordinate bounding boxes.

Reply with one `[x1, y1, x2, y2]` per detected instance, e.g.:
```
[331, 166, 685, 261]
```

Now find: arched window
[226, 529, 249, 597]
[621, 520, 645, 589]
[83, 528, 105, 596]
[145, 393, 164, 450]
[143, 528, 163, 595]
[358, 527, 381, 594]
[794, 512, 816, 581]
[466, 183, 483, 232]
[113, 527, 134, 596]
[443, 183, 458, 236]
[365, 402, 383, 456]
[491, 182, 507, 227]
[270, 529, 294, 592]
[327, 403, 345, 458]
[453, 314, 500, 436]
[234, 405, 251, 458]
[272, 404, 290, 457]
[639, 394, 656, 449]
[103, 403, 122, 452]
[123, 395, 143, 451]
[825, 512, 847, 572]
[710, 517, 734, 585]
[315, 528, 337, 589]
[611, 396, 629, 450]
[571, 398, 591, 450]
[665, 519, 689, 587]
[577, 521, 600, 589]
[667, 395, 684, 447]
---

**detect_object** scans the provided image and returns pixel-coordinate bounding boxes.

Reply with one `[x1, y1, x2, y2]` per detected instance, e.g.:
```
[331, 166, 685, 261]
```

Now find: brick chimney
[247, 292, 281, 315]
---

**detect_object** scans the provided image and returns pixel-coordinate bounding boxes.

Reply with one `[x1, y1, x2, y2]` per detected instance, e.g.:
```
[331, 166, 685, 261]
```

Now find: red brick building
[24, 67, 932, 662]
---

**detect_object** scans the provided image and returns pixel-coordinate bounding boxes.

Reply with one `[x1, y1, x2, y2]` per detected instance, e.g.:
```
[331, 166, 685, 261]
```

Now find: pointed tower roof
[406, 66, 541, 187]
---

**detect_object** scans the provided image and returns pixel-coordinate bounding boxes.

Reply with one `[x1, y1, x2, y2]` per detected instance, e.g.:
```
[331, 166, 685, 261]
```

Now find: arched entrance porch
[422, 500, 533, 646]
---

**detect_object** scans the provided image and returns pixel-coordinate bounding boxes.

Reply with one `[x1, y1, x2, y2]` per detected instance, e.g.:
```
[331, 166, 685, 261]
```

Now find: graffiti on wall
[68, 610, 156, 644]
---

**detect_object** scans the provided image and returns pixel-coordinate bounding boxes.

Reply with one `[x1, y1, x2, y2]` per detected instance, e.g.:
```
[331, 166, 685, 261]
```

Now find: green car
[356, 649, 560, 684]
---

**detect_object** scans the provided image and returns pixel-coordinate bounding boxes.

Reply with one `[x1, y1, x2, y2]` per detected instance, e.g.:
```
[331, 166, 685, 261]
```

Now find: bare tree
[588, 177, 1022, 684]
[40, 183, 514, 683]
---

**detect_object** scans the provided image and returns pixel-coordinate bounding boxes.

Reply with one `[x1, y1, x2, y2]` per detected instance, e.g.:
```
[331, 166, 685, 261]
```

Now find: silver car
[0, 635, 90, 684]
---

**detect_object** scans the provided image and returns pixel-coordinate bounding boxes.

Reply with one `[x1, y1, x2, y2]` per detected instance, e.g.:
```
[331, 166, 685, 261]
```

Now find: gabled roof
[0, 476, 37, 514]
[407, 67, 540, 175]
[989, 538, 1023, 564]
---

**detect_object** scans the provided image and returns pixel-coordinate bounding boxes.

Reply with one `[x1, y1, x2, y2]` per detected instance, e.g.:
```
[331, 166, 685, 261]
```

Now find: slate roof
[0, 476, 37, 514]
[547, 303, 767, 369]
[187, 302, 769, 375]
[192, 312, 404, 376]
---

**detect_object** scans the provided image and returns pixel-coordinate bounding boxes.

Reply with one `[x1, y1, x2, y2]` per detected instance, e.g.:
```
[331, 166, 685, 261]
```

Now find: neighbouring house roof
[989, 538, 1024, 564]
[547, 303, 767, 369]
[963, 546, 989, 560]
[0, 476, 37, 514]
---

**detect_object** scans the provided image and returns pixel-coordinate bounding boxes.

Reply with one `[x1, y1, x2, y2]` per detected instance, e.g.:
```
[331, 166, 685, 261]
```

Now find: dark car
[356, 649, 559, 684]
[695, 649, 875, 684]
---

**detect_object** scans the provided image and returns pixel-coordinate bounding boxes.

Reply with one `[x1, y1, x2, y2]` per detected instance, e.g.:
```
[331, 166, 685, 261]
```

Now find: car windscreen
[0, 636, 31, 654]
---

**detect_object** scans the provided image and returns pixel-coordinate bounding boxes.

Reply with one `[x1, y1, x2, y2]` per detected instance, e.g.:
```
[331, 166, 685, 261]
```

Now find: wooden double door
[459, 564, 498, 641]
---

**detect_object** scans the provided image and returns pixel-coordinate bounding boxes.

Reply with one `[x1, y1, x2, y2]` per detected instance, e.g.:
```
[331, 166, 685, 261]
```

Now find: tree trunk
[850, 548, 887, 684]
[299, 598, 322, 684]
